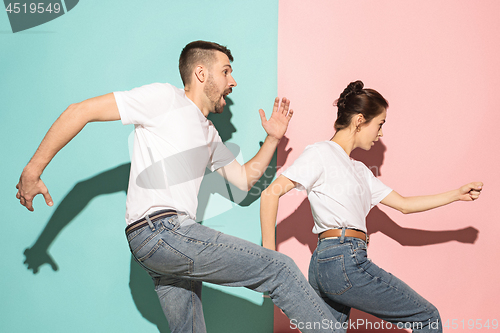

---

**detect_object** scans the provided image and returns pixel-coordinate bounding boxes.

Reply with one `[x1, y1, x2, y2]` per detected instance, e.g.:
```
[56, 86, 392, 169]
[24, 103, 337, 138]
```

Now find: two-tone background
[1, 1, 498, 332]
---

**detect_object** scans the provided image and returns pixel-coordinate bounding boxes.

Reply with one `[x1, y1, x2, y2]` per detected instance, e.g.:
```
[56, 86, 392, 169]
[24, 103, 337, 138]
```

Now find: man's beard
[204, 75, 230, 114]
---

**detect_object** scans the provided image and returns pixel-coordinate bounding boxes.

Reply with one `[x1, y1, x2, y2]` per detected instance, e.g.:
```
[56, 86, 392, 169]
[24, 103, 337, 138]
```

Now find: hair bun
[336, 80, 364, 110]
[333, 80, 388, 131]
[347, 80, 364, 94]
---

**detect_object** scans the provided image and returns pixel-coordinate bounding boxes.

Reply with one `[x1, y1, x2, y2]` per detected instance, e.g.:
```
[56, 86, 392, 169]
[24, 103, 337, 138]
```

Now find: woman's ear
[355, 114, 366, 127]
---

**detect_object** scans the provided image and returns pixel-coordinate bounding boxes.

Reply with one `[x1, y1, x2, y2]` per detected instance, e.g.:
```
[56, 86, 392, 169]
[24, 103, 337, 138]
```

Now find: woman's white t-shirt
[281, 141, 392, 234]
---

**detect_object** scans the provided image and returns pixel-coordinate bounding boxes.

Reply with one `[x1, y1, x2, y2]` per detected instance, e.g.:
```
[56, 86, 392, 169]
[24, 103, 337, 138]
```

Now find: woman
[260, 81, 482, 332]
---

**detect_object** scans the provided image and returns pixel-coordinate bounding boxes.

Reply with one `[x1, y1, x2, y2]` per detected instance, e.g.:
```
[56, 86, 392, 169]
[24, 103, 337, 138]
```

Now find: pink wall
[276, 1, 500, 331]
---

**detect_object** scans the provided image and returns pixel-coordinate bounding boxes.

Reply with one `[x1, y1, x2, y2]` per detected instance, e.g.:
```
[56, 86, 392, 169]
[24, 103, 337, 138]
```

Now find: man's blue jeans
[126, 213, 342, 333]
[308, 235, 442, 332]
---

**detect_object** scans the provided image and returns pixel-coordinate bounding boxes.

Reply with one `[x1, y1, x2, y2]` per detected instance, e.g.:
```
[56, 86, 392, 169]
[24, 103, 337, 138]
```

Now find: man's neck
[185, 87, 209, 117]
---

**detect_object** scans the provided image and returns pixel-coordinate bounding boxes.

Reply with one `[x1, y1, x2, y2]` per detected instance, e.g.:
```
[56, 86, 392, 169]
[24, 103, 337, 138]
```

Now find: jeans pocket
[317, 254, 352, 295]
[135, 238, 193, 275]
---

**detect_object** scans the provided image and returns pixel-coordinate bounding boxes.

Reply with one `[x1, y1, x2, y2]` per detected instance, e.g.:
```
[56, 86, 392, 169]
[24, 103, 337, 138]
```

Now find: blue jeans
[308, 234, 442, 332]
[126, 213, 342, 333]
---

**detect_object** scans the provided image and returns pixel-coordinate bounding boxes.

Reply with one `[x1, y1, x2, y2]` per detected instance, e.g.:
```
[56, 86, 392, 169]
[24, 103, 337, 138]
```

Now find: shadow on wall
[274, 140, 479, 332]
[22, 98, 282, 333]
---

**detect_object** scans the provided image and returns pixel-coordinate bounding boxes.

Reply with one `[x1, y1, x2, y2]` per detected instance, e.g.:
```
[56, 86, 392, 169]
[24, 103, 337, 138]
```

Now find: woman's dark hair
[334, 80, 388, 131]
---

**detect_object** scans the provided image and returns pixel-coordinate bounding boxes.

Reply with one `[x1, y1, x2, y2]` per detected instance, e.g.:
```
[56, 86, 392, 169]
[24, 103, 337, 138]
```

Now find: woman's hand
[458, 182, 483, 201]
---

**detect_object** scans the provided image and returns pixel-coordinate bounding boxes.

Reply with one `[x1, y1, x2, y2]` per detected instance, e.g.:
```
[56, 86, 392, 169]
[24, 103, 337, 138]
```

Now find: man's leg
[127, 215, 342, 333]
[153, 276, 205, 333]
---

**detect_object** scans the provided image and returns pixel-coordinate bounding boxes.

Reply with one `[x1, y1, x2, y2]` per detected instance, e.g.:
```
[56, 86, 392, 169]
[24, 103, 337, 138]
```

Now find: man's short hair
[179, 41, 233, 86]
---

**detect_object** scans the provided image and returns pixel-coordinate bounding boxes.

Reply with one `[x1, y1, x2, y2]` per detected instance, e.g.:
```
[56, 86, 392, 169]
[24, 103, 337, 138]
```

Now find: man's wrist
[264, 135, 280, 146]
[23, 162, 43, 179]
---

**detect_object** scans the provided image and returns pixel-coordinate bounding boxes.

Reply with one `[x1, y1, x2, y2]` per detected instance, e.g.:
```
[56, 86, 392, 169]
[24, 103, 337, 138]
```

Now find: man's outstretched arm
[16, 93, 121, 211]
[217, 97, 293, 191]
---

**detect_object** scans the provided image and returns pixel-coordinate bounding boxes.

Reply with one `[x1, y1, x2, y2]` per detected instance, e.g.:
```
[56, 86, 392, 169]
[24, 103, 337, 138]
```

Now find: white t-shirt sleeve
[113, 83, 174, 127]
[282, 145, 324, 191]
[365, 168, 393, 207]
[208, 133, 236, 171]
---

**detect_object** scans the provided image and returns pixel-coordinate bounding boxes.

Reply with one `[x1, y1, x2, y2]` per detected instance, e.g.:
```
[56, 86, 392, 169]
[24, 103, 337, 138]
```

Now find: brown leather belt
[319, 229, 369, 244]
[125, 210, 177, 235]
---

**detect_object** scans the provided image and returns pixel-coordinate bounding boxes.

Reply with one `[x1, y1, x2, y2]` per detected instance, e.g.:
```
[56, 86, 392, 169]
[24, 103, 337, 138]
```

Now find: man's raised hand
[259, 97, 293, 142]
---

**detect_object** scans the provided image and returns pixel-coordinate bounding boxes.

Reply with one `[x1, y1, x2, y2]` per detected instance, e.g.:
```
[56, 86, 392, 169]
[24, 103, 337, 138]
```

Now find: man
[16, 41, 340, 332]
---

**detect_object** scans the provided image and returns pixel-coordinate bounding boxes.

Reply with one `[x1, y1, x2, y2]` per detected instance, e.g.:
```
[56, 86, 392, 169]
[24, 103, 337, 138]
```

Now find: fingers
[259, 109, 267, 124]
[471, 182, 483, 191]
[272, 97, 291, 115]
[16, 176, 54, 211]
[17, 189, 33, 211]
[271, 97, 280, 113]
[469, 191, 481, 200]
[279, 97, 290, 115]
[468, 182, 483, 201]
[20, 197, 34, 211]
[469, 190, 481, 201]
[41, 187, 54, 207]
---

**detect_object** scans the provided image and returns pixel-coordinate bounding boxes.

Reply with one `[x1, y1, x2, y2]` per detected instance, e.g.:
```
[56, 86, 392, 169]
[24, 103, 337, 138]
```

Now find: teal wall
[1, 1, 278, 332]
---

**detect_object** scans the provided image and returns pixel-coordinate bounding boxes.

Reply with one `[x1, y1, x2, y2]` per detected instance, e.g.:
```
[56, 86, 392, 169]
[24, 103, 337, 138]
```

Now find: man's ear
[194, 65, 206, 83]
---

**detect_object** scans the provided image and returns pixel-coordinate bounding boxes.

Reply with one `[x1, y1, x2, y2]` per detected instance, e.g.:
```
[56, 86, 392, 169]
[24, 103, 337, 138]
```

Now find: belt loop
[340, 227, 346, 244]
[145, 215, 155, 231]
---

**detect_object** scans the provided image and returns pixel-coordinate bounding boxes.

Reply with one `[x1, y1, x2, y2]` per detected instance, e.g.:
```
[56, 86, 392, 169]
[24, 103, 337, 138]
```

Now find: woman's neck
[331, 129, 357, 156]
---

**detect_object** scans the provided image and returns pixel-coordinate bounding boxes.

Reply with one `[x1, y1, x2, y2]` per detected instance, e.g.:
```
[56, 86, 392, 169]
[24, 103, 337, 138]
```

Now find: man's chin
[211, 106, 224, 114]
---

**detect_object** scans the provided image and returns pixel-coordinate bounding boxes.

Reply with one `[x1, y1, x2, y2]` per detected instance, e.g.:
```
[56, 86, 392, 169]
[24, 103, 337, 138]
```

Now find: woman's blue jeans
[308, 234, 442, 332]
[126, 214, 342, 333]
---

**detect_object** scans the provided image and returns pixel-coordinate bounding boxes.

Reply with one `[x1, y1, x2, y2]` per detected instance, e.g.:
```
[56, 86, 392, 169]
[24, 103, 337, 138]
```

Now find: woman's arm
[260, 175, 297, 250]
[381, 182, 483, 214]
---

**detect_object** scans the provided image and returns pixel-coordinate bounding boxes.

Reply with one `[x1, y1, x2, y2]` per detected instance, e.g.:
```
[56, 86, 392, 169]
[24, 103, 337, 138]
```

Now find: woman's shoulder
[299, 141, 333, 157]
[305, 140, 334, 151]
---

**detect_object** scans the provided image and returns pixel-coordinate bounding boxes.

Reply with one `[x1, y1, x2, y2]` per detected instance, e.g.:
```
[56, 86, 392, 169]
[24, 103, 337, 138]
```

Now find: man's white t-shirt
[281, 141, 392, 234]
[114, 83, 235, 225]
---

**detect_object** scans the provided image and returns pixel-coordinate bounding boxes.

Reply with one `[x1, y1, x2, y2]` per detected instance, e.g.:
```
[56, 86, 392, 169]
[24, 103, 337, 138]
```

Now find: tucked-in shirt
[282, 141, 392, 233]
[114, 82, 235, 224]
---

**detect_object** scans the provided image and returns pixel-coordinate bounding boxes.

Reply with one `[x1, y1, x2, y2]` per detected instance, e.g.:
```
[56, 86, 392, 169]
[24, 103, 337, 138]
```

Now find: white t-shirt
[114, 83, 235, 224]
[281, 141, 392, 234]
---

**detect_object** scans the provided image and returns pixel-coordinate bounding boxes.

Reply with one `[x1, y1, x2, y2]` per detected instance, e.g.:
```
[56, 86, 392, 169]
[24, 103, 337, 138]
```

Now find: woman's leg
[309, 246, 351, 326]
[311, 237, 441, 333]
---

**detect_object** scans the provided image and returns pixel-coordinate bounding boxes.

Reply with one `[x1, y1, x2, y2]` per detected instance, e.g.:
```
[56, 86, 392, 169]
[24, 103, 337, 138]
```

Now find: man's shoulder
[142, 82, 177, 93]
